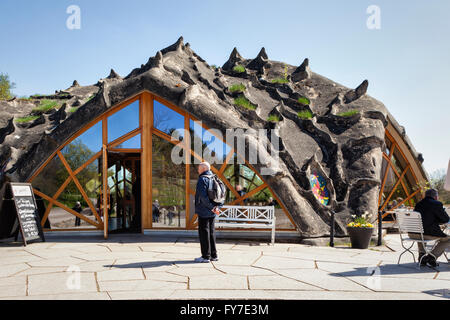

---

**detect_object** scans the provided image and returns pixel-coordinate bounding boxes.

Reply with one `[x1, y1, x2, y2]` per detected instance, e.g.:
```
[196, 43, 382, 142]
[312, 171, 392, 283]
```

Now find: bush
[0, 73, 15, 100]
[271, 78, 289, 84]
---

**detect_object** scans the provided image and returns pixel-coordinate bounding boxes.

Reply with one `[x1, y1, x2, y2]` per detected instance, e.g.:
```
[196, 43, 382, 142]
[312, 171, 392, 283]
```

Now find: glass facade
[378, 131, 422, 220]
[29, 93, 297, 234]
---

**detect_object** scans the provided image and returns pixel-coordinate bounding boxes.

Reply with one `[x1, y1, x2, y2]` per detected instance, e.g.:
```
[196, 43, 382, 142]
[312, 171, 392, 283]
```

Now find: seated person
[409, 188, 449, 267]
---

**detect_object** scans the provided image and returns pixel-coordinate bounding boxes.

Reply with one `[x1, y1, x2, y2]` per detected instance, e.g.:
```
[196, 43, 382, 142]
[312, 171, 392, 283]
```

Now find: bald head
[198, 162, 211, 175]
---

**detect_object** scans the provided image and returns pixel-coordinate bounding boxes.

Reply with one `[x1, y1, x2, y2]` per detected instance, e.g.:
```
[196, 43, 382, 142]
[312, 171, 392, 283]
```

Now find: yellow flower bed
[347, 222, 374, 228]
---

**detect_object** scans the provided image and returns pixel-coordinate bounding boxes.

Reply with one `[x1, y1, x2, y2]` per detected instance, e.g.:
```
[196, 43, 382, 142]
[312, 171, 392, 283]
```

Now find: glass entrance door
[106, 152, 141, 233]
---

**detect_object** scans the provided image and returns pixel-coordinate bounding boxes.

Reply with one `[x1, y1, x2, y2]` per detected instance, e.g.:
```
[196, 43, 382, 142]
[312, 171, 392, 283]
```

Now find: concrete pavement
[0, 233, 448, 300]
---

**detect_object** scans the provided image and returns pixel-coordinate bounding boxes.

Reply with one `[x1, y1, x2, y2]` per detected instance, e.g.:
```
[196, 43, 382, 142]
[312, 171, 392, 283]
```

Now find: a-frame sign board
[0, 183, 45, 246]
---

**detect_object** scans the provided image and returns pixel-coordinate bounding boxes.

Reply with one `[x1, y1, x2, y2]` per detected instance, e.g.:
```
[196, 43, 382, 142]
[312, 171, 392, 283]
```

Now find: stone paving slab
[28, 272, 98, 296]
[274, 268, 372, 292]
[98, 279, 187, 292]
[0, 263, 30, 277]
[189, 274, 248, 290]
[97, 269, 145, 281]
[0, 284, 27, 298]
[4, 292, 111, 300]
[249, 275, 323, 291]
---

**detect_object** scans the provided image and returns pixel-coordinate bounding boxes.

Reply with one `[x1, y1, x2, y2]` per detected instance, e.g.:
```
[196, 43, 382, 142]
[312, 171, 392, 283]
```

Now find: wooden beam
[108, 128, 141, 148]
[141, 92, 153, 229]
[380, 164, 411, 211]
[33, 188, 101, 228]
[102, 145, 108, 238]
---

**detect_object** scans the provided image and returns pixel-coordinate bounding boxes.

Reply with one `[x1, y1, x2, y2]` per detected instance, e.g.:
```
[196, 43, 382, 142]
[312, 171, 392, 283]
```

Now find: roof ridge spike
[258, 47, 268, 60]
[107, 69, 121, 79]
[246, 47, 269, 71]
[222, 47, 244, 70]
[292, 58, 311, 82]
[160, 36, 185, 55]
[344, 80, 369, 103]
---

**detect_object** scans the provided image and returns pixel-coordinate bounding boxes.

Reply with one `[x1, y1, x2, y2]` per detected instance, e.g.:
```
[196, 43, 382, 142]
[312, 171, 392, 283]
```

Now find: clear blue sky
[1, 0, 449, 175]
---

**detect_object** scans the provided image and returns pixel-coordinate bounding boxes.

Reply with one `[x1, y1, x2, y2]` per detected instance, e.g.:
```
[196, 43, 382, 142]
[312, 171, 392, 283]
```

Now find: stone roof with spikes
[0, 37, 426, 237]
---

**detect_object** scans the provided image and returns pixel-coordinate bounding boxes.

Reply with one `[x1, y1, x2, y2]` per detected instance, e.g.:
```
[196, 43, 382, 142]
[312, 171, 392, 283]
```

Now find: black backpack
[205, 174, 226, 205]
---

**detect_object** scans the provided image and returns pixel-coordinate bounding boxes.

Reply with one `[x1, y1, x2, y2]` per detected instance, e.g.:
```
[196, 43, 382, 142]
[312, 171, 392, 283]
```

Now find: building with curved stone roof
[0, 37, 428, 240]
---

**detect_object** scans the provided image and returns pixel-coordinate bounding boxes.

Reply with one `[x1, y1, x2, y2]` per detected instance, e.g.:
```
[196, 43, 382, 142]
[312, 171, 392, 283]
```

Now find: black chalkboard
[1, 183, 45, 245]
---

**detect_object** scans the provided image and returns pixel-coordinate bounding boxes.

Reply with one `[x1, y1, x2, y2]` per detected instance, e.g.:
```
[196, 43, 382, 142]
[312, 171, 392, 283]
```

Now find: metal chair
[395, 210, 439, 267]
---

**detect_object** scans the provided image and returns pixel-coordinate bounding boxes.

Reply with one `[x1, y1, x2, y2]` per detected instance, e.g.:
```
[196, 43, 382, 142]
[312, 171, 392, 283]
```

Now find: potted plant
[347, 212, 374, 249]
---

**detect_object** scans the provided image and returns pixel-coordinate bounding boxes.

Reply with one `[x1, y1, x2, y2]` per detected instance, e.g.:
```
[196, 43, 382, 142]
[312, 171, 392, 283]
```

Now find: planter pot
[347, 227, 374, 249]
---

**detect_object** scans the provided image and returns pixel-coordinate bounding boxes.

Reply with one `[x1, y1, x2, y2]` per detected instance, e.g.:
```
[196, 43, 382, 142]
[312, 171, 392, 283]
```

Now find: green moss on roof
[15, 115, 40, 123]
[271, 78, 289, 84]
[267, 114, 280, 122]
[337, 109, 359, 117]
[297, 110, 313, 120]
[229, 83, 246, 93]
[32, 99, 58, 114]
[234, 95, 256, 110]
[297, 96, 310, 105]
[233, 65, 245, 73]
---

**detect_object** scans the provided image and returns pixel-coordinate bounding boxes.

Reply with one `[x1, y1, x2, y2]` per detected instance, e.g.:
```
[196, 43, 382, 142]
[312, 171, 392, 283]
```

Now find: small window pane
[189, 119, 231, 165]
[154, 100, 185, 139]
[108, 100, 139, 142]
[115, 134, 141, 149]
[61, 121, 102, 171]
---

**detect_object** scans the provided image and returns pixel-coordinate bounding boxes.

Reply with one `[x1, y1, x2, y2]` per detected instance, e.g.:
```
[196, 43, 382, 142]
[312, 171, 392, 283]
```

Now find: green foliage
[271, 78, 289, 84]
[0, 73, 15, 100]
[337, 109, 359, 117]
[210, 64, 218, 70]
[229, 83, 246, 93]
[86, 94, 95, 102]
[297, 96, 310, 105]
[429, 169, 450, 204]
[68, 107, 78, 113]
[267, 114, 280, 122]
[297, 110, 313, 120]
[32, 99, 58, 114]
[233, 65, 245, 73]
[15, 115, 40, 123]
[234, 95, 256, 110]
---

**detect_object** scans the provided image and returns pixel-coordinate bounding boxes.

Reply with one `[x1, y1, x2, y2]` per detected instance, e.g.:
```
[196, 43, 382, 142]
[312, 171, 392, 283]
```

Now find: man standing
[194, 162, 220, 263]
[410, 188, 449, 267]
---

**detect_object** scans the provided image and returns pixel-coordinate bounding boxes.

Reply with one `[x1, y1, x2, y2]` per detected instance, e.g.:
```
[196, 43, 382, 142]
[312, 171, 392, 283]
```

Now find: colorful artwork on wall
[309, 172, 330, 205]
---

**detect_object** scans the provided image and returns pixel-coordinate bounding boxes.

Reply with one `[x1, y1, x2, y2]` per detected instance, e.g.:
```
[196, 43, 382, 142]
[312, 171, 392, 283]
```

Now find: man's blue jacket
[195, 170, 217, 219]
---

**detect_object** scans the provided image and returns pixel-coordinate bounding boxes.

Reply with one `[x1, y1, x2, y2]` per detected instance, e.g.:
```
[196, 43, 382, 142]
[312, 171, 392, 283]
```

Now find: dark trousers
[198, 217, 217, 259]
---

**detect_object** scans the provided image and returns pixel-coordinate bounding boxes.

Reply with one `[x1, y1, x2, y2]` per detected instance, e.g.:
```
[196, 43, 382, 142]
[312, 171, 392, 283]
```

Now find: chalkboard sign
[2, 183, 45, 245]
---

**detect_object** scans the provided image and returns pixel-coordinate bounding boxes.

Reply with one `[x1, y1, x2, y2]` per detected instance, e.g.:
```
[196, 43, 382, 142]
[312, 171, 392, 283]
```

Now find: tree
[430, 169, 450, 204]
[0, 73, 15, 100]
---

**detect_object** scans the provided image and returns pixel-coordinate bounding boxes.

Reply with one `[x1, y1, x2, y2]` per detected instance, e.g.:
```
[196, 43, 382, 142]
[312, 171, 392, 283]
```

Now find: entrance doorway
[105, 152, 141, 233]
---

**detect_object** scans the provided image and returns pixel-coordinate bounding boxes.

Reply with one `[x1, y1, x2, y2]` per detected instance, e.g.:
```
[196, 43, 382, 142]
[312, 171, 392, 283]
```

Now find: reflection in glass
[154, 100, 185, 140]
[108, 100, 139, 142]
[32, 155, 68, 198]
[53, 181, 97, 229]
[115, 134, 141, 149]
[61, 121, 102, 171]
[189, 119, 231, 165]
[152, 134, 186, 228]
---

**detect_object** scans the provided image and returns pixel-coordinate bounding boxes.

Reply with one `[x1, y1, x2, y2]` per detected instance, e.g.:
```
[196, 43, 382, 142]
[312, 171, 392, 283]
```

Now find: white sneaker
[194, 257, 210, 263]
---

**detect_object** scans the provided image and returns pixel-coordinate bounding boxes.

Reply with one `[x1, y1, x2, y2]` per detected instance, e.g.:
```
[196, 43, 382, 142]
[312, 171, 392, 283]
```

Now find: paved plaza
[0, 233, 448, 300]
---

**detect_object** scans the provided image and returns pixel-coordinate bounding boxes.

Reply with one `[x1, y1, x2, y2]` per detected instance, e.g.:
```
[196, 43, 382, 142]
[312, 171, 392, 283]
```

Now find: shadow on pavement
[328, 262, 448, 278]
[105, 260, 201, 269]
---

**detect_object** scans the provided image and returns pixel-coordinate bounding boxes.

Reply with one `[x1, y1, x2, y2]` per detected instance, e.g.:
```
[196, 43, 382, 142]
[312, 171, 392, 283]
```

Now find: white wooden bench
[215, 205, 276, 245]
